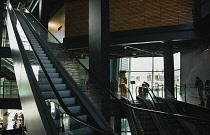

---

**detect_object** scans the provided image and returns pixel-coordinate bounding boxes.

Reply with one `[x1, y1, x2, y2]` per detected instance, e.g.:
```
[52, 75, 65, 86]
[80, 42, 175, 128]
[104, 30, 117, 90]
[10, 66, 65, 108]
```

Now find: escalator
[169, 99, 210, 135]
[135, 96, 164, 135]
[6, 1, 116, 135]
[155, 97, 192, 135]
[148, 87, 207, 135]
[121, 88, 170, 135]
[130, 87, 202, 135]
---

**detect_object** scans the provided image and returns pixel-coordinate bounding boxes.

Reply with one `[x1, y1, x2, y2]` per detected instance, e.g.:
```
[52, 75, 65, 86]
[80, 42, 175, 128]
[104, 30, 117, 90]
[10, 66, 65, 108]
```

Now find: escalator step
[36, 50, 45, 54]
[68, 105, 81, 114]
[37, 53, 46, 57]
[41, 60, 51, 64]
[39, 72, 59, 78]
[42, 91, 55, 99]
[34, 47, 43, 51]
[39, 84, 66, 91]
[45, 68, 56, 73]
[58, 90, 71, 98]
[43, 64, 54, 68]
[38, 78, 62, 84]
[39, 56, 48, 60]
[62, 97, 76, 105]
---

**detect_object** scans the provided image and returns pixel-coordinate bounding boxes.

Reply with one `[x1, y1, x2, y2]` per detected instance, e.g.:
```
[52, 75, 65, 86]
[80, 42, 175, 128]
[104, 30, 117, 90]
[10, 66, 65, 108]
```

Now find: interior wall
[181, 48, 210, 97]
[201, 0, 210, 18]
[48, 5, 65, 43]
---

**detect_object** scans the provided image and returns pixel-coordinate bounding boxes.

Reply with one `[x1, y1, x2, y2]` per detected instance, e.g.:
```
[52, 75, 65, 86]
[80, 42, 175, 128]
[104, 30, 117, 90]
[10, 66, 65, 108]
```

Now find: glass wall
[119, 53, 180, 92]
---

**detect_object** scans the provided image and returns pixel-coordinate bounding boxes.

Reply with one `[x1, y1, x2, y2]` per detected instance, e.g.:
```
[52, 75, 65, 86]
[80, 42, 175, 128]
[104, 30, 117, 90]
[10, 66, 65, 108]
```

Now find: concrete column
[2, 109, 8, 127]
[110, 58, 119, 80]
[89, 0, 110, 111]
[163, 41, 174, 97]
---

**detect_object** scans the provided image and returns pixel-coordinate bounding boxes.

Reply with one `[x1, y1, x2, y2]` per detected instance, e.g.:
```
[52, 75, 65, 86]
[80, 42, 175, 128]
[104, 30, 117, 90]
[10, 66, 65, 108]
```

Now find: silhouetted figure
[139, 81, 150, 97]
[195, 77, 204, 106]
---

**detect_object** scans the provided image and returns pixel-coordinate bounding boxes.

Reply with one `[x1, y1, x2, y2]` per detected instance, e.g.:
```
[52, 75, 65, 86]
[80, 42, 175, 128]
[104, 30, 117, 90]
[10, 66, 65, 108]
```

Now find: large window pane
[174, 52, 180, 70]
[130, 72, 152, 89]
[154, 57, 164, 71]
[130, 58, 152, 71]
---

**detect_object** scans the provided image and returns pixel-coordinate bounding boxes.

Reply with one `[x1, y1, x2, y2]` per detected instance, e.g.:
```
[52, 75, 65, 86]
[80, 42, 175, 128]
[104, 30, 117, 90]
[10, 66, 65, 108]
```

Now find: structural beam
[164, 41, 175, 97]
[89, 0, 110, 110]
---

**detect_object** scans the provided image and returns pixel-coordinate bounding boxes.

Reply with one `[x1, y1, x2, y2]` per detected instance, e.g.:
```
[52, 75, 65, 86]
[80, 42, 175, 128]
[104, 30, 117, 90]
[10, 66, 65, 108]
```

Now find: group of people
[13, 113, 24, 129]
[195, 77, 210, 107]
[110, 77, 150, 97]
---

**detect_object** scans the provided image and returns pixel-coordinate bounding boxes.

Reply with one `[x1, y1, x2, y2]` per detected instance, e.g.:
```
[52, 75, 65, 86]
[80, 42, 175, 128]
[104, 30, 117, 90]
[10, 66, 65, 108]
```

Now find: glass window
[130, 57, 152, 71]
[130, 72, 152, 89]
[174, 52, 180, 70]
[153, 72, 164, 86]
[154, 57, 164, 71]
[174, 70, 180, 85]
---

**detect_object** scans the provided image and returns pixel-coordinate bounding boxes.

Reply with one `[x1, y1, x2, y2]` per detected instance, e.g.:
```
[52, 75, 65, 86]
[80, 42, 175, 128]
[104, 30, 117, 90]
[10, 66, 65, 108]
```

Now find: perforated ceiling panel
[110, 0, 194, 32]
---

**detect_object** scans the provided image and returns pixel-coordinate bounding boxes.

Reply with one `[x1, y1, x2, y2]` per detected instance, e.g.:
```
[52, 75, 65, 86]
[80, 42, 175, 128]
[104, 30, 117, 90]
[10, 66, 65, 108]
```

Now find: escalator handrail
[15, 9, 116, 135]
[18, 4, 210, 124]
[125, 87, 136, 107]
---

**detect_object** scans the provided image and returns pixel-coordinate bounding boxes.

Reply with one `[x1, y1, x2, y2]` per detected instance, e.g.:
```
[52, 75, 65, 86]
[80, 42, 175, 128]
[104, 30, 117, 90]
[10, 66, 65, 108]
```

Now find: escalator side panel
[6, 6, 57, 135]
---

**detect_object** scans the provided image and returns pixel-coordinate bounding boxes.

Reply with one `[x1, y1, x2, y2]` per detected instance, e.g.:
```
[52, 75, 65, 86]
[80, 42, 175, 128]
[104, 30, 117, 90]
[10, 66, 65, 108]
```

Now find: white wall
[181, 48, 210, 97]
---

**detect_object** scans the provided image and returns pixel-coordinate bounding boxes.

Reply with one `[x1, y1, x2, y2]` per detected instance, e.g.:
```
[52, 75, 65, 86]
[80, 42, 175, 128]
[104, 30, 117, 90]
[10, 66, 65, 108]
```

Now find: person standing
[195, 77, 204, 106]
